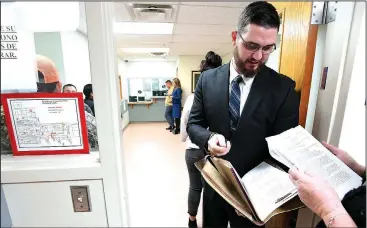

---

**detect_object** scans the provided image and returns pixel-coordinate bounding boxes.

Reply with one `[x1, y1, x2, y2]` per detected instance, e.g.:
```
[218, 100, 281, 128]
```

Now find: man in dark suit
[187, 1, 299, 227]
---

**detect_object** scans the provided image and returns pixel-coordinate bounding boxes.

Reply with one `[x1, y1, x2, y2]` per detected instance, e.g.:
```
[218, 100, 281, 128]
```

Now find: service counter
[128, 97, 167, 122]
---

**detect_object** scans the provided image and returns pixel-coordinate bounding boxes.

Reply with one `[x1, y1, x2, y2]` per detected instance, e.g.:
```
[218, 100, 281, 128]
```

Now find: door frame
[85, 2, 130, 226]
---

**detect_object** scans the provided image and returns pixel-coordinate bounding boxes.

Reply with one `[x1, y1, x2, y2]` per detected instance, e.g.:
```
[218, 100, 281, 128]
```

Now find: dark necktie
[229, 75, 242, 136]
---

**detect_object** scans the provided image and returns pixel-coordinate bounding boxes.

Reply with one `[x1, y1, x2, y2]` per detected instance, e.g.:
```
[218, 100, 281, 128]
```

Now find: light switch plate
[70, 186, 91, 212]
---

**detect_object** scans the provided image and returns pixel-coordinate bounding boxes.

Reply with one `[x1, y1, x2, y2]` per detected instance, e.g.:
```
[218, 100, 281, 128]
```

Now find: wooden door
[118, 75, 123, 100]
[271, 2, 318, 128]
[266, 2, 318, 228]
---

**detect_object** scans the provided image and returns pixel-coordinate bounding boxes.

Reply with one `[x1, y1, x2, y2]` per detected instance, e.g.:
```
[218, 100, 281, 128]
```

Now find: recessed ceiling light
[114, 22, 174, 35]
[121, 48, 169, 53]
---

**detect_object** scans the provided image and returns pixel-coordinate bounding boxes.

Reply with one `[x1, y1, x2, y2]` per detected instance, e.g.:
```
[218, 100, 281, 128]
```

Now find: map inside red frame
[1, 92, 89, 156]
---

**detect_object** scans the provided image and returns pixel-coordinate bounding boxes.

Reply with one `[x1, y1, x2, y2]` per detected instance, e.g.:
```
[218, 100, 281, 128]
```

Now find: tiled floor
[122, 122, 203, 227]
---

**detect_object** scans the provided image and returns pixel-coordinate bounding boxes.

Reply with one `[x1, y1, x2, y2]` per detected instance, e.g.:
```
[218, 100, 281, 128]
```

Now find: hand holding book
[287, 140, 364, 228]
[195, 126, 362, 225]
[322, 141, 365, 178]
[265, 126, 362, 200]
[288, 168, 343, 219]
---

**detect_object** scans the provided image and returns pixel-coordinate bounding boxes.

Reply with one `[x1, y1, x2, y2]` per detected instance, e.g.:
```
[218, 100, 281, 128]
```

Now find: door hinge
[311, 1, 338, 24]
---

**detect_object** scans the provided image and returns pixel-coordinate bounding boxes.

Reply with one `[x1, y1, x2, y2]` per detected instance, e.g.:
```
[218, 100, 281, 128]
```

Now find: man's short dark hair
[83, 84, 93, 98]
[63, 84, 77, 91]
[237, 1, 280, 33]
[165, 80, 172, 84]
[37, 82, 58, 93]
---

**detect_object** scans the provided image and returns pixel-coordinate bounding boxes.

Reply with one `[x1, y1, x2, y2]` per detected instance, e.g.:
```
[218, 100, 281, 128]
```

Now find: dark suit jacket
[187, 63, 299, 182]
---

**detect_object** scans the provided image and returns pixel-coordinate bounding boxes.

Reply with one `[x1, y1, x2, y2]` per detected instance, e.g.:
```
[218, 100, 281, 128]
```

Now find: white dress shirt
[180, 94, 200, 149]
[229, 58, 255, 115]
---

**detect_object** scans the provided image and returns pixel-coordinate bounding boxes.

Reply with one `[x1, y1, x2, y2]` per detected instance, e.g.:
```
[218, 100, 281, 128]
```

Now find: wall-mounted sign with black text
[1, 25, 18, 60]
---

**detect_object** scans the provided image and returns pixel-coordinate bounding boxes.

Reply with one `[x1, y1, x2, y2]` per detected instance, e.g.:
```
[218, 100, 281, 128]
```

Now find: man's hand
[288, 168, 345, 220]
[322, 141, 365, 176]
[208, 134, 231, 157]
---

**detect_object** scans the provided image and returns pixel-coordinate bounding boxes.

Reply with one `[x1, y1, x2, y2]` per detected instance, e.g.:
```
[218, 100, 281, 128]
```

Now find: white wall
[312, 2, 355, 142]
[339, 8, 365, 165]
[177, 55, 204, 105]
[34, 32, 67, 83]
[61, 31, 92, 93]
[222, 52, 233, 64]
[126, 61, 176, 79]
[311, 2, 365, 164]
[327, 3, 365, 146]
[3, 180, 108, 227]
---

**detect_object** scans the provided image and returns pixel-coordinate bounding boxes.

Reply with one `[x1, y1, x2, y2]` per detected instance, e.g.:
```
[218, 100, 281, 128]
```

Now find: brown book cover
[195, 156, 304, 226]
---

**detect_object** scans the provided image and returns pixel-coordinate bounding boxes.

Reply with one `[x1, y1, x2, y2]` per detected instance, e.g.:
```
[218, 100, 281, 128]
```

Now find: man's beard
[233, 46, 265, 78]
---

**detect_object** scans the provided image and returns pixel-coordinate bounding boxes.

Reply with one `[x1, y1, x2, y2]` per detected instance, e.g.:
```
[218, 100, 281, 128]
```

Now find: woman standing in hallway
[171, 78, 182, 135]
[181, 51, 222, 228]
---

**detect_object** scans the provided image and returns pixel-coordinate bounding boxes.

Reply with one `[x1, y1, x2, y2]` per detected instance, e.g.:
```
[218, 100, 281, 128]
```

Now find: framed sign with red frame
[1, 92, 89, 156]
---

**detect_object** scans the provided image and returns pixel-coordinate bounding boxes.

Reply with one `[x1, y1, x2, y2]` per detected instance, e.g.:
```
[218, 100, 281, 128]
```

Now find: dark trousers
[174, 118, 181, 131]
[165, 106, 174, 127]
[185, 148, 205, 216]
[203, 184, 263, 228]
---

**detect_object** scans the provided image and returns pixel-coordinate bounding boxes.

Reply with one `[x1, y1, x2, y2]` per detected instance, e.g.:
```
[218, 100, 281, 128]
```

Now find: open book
[195, 126, 363, 225]
[266, 126, 363, 200]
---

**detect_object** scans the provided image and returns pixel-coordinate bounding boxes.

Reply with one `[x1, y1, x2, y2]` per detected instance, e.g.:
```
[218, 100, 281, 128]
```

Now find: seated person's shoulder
[1, 106, 12, 152]
[84, 98, 94, 107]
[84, 103, 93, 115]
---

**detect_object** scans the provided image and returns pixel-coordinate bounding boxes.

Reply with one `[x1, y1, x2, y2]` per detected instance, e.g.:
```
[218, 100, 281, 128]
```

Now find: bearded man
[187, 1, 299, 227]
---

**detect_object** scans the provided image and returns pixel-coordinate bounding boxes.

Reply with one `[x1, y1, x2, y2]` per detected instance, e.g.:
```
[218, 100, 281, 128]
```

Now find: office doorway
[113, 1, 318, 227]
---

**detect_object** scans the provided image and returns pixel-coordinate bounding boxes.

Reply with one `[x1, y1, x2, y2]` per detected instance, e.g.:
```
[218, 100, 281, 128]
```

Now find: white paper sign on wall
[1, 2, 37, 93]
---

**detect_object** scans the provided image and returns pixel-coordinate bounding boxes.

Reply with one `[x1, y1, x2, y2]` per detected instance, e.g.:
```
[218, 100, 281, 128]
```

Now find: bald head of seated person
[62, 84, 93, 116]
[63, 84, 77, 93]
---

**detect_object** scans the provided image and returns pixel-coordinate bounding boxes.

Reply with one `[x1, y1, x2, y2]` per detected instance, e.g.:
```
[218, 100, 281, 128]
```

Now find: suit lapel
[216, 63, 231, 138]
[239, 66, 270, 122]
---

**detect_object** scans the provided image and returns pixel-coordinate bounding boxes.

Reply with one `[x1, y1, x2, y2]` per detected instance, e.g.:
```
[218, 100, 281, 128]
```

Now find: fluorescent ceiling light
[121, 48, 169, 53]
[114, 22, 174, 35]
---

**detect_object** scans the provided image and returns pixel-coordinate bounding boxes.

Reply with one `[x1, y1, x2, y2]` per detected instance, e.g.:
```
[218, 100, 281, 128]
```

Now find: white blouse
[180, 94, 200, 149]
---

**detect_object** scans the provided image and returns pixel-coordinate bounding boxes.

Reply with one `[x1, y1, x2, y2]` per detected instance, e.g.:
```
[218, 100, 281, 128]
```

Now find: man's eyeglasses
[237, 32, 276, 54]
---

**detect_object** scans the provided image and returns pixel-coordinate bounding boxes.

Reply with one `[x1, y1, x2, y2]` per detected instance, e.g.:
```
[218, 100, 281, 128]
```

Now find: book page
[266, 126, 363, 199]
[241, 162, 297, 221]
[266, 142, 296, 169]
[214, 159, 260, 221]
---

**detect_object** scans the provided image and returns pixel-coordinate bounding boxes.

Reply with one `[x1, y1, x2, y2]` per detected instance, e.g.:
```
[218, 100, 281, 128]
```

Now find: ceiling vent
[149, 52, 167, 57]
[127, 3, 176, 22]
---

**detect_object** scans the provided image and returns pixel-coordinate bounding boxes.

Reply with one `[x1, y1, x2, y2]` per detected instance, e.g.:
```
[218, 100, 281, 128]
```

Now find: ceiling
[79, 2, 250, 60]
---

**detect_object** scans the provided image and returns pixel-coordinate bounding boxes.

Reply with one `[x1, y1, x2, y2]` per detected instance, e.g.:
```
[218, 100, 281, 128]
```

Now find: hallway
[123, 122, 203, 227]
